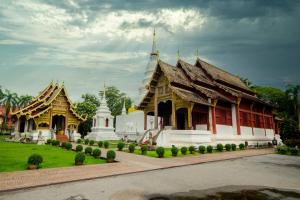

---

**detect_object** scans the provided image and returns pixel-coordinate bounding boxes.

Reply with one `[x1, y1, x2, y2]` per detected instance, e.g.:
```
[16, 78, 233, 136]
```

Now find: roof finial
[196, 48, 199, 59]
[151, 28, 158, 55]
[122, 97, 127, 115]
[103, 82, 106, 99]
[177, 49, 180, 60]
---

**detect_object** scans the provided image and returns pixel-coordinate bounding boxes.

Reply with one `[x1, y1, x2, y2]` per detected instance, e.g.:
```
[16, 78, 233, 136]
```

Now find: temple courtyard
[0, 153, 299, 200]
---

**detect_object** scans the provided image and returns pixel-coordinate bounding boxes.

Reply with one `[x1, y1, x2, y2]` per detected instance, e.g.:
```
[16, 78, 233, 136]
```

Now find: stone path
[0, 148, 274, 192]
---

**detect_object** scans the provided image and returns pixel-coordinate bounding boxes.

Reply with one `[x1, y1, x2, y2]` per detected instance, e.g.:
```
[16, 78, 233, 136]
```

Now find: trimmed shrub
[277, 146, 288, 154]
[289, 148, 298, 156]
[61, 142, 67, 148]
[156, 147, 165, 158]
[46, 139, 52, 144]
[98, 141, 103, 148]
[27, 154, 43, 168]
[189, 146, 196, 154]
[181, 146, 187, 155]
[117, 142, 125, 151]
[65, 142, 72, 150]
[51, 140, 60, 146]
[84, 139, 89, 145]
[206, 145, 213, 153]
[239, 143, 245, 150]
[129, 143, 136, 153]
[107, 150, 116, 162]
[141, 145, 148, 155]
[92, 148, 101, 158]
[85, 147, 92, 155]
[198, 145, 206, 154]
[225, 144, 232, 151]
[76, 139, 82, 144]
[231, 144, 237, 151]
[216, 144, 224, 152]
[76, 145, 83, 152]
[75, 152, 85, 165]
[89, 140, 95, 146]
[104, 141, 109, 149]
[171, 146, 178, 157]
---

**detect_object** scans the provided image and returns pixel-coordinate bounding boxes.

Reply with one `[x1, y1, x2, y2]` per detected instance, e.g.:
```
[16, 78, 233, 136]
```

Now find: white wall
[241, 126, 253, 137]
[253, 128, 265, 137]
[216, 125, 234, 136]
[195, 124, 207, 130]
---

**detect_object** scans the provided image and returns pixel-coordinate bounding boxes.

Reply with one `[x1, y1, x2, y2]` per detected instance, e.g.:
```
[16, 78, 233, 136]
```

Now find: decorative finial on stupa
[196, 48, 199, 59]
[103, 82, 106, 99]
[151, 28, 159, 56]
[121, 98, 127, 115]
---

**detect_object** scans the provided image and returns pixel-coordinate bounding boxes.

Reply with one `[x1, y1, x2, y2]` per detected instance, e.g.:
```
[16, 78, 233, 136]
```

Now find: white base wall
[85, 131, 119, 141]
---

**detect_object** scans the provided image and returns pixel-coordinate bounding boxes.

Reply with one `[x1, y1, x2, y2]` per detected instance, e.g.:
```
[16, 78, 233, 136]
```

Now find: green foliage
[171, 146, 178, 157]
[92, 148, 101, 158]
[76, 145, 83, 152]
[239, 143, 245, 150]
[0, 89, 18, 127]
[216, 144, 223, 152]
[206, 145, 213, 153]
[277, 146, 288, 155]
[285, 139, 300, 148]
[27, 154, 43, 166]
[98, 141, 103, 148]
[106, 150, 116, 160]
[104, 141, 109, 149]
[75, 152, 85, 165]
[156, 147, 165, 158]
[89, 140, 95, 146]
[85, 147, 92, 155]
[84, 139, 89, 145]
[231, 144, 237, 151]
[76, 139, 82, 144]
[181, 147, 187, 155]
[225, 144, 232, 151]
[289, 148, 298, 156]
[61, 142, 67, 148]
[46, 139, 52, 145]
[199, 145, 206, 154]
[188, 146, 196, 154]
[117, 142, 125, 151]
[129, 143, 135, 153]
[17, 95, 33, 107]
[141, 145, 148, 155]
[51, 140, 59, 146]
[65, 143, 72, 150]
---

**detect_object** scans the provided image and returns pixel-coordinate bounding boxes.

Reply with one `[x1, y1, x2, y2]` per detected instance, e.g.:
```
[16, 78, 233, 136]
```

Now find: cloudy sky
[0, 0, 299, 103]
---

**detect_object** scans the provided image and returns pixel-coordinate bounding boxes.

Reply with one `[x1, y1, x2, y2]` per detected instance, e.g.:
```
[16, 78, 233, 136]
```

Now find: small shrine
[85, 86, 119, 141]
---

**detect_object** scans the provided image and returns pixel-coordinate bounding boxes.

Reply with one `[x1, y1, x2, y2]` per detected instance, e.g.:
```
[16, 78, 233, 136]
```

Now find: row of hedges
[75, 144, 116, 163]
[277, 146, 299, 156]
[46, 139, 73, 150]
[77, 139, 111, 149]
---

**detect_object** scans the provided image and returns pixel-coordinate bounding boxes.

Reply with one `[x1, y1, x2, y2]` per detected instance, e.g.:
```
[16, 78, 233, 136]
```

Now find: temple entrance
[52, 115, 65, 134]
[176, 108, 188, 130]
[192, 104, 209, 130]
[19, 116, 26, 133]
[158, 100, 172, 129]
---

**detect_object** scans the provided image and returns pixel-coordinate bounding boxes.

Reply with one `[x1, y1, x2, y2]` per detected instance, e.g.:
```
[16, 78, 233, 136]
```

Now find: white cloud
[0, 39, 26, 45]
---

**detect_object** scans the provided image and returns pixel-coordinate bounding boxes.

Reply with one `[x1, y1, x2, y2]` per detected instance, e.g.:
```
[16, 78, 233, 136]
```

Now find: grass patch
[0, 141, 106, 172]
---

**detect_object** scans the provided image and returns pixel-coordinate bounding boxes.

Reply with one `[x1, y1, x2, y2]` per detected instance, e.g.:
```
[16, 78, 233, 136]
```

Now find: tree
[285, 84, 300, 130]
[99, 86, 132, 117]
[75, 94, 100, 136]
[239, 77, 253, 88]
[17, 95, 33, 108]
[0, 89, 18, 127]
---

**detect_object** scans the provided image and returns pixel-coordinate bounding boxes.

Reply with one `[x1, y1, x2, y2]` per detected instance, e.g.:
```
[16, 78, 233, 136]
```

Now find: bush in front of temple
[104, 141, 109, 149]
[225, 144, 232, 151]
[239, 143, 245, 150]
[129, 143, 135, 153]
[84, 139, 89, 145]
[277, 146, 288, 154]
[85, 147, 92, 155]
[89, 140, 95, 146]
[171, 146, 178, 157]
[231, 144, 237, 151]
[216, 144, 224, 152]
[189, 146, 196, 154]
[92, 148, 101, 158]
[27, 154, 43, 170]
[156, 147, 165, 158]
[51, 140, 60, 146]
[117, 142, 125, 151]
[206, 145, 213, 153]
[181, 146, 187, 155]
[106, 150, 116, 163]
[76, 145, 83, 152]
[290, 148, 299, 155]
[98, 141, 103, 148]
[46, 139, 52, 145]
[65, 142, 72, 150]
[75, 152, 85, 165]
[76, 139, 82, 144]
[199, 145, 206, 154]
[141, 145, 148, 155]
[61, 142, 67, 148]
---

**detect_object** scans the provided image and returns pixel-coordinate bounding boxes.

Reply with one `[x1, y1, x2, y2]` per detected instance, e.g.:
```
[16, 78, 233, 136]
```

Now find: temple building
[11, 82, 85, 141]
[138, 57, 280, 146]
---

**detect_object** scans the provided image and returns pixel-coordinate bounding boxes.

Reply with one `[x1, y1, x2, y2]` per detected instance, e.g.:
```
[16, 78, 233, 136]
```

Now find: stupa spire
[122, 98, 127, 115]
[151, 28, 158, 56]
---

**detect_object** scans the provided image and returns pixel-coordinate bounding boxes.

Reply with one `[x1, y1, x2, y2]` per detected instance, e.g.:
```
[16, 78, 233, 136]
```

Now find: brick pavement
[0, 148, 274, 192]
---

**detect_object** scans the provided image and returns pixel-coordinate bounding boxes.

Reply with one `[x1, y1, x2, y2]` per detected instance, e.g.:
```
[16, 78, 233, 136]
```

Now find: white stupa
[86, 85, 119, 141]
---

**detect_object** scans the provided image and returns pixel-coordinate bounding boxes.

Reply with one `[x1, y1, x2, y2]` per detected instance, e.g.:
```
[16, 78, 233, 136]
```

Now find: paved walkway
[0, 148, 274, 192]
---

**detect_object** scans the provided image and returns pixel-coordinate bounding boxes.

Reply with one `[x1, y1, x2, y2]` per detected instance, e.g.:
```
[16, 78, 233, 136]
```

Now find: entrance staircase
[56, 134, 69, 142]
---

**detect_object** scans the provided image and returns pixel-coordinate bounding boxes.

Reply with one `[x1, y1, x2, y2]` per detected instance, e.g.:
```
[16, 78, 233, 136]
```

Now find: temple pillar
[208, 98, 212, 131]
[236, 98, 241, 135]
[154, 87, 158, 129]
[211, 99, 217, 134]
[14, 118, 19, 132]
[250, 103, 254, 136]
[188, 103, 194, 130]
[262, 107, 266, 136]
[144, 111, 147, 130]
[231, 104, 237, 134]
[172, 93, 176, 129]
[24, 120, 28, 132]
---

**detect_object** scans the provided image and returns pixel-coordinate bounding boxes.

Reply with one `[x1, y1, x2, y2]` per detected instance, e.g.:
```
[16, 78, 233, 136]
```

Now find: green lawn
[0, 141, 106, 172]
